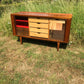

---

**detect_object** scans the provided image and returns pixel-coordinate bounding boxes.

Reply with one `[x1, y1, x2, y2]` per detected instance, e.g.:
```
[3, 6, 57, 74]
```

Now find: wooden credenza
[11, 12, 72, 51]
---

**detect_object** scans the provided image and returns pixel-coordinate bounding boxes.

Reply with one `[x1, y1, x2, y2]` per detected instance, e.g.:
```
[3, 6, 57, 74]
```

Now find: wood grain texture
[11, 12, 72, 19]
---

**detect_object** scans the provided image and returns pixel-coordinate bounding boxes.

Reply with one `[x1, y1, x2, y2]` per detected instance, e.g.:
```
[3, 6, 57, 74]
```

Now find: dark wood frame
[11, 12, 72, 51]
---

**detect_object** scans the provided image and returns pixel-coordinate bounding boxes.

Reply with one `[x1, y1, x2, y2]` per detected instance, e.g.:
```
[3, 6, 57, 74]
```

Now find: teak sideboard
[11, 12, 72, 51]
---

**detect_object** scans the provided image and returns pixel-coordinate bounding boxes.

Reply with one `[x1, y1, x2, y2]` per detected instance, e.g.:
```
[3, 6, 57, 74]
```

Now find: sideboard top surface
[11, 12, 72, 19]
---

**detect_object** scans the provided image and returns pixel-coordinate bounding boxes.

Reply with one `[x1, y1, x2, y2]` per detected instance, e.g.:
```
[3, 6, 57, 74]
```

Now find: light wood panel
[29, 18, 48, 23]
[49, 20, 65, 30]
[50, 20, 65, 24]
[30, 27, 48, 33]
[30, 32, 48, 38]
[29, 22, 48, 28]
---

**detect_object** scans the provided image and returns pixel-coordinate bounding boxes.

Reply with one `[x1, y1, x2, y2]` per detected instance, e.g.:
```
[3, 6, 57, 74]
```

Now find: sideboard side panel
[11, 15, 16, 35]
[64, 19, 72, 43]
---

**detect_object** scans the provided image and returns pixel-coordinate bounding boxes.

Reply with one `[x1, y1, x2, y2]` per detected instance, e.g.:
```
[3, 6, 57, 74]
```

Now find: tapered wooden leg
[57, 42, 60, 51]
[20, 37, 22, 44]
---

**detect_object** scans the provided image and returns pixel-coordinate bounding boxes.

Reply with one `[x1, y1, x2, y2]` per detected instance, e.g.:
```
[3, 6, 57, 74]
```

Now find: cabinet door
[49, 19, 66, 41]
[16, 27, 29, 36]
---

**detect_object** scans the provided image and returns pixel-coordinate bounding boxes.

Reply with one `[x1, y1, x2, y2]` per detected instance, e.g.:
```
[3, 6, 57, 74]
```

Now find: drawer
[30, 27, 48, 34]
[29, 18, 48, 23]
[30, 32, 48, 38]
[29, 22, 48, 29]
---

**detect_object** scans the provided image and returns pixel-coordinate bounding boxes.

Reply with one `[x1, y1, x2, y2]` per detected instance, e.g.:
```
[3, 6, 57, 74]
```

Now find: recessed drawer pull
[37, 27, 40, 29]
[37, 22, 40, 24]
[37, 17, 40, 19]
[37, 32, 40, 34]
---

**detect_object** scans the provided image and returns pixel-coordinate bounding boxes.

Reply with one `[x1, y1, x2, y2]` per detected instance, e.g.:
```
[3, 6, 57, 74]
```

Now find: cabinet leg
[20, 37, 22, 44]
[57, 42, 60, 51]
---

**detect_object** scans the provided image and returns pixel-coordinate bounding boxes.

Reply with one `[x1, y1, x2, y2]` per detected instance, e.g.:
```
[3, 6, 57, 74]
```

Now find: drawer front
[29, 22, 48, 29]
[29, 18, 48, 23]
[30, 32, 48, 38]
[30, 27, 48, 34]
